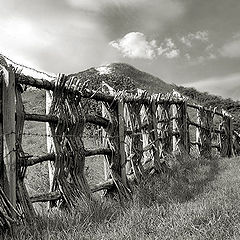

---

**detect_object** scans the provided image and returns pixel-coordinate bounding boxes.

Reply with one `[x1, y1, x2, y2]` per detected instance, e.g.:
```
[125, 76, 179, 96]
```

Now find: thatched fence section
[0, 57, 239, 233]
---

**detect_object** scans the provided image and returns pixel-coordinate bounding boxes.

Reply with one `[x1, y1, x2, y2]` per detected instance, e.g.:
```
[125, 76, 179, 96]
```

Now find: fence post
[2, 65, 17, 209]
[196, 109, 201, 155]
[229, 118, 233, 158]
[0, 73, 4, 188]
[172, 104, 178, 152]
[46, 90, 55, 208]
[220, 114, 234, 158]
[118, 99, 127, 186]
[150, 98, 161, 171]
[102, 82, 115, 181]
[178, 102, 189, 152]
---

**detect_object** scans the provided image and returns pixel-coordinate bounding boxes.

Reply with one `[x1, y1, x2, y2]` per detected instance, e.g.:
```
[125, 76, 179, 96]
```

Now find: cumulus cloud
[110, 33, 181, 60]
[158, 38, 180, 59]
[220, 38, 240, 58]
[165, 49, 180, 59]
[109, 32, 157, 59]
[180, 31, 209, 47]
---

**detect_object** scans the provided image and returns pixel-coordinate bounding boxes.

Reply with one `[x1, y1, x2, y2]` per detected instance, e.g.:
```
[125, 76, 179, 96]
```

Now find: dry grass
[6, 89, 240, 240]
[9, 151, 240, 239]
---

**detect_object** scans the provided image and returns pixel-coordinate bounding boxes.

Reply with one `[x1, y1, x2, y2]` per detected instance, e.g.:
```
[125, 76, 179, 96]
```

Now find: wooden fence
[0, 58, 239, 232]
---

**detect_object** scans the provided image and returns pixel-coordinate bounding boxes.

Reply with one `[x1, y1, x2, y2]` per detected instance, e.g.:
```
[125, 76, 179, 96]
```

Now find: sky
[0, 0, 240, 100]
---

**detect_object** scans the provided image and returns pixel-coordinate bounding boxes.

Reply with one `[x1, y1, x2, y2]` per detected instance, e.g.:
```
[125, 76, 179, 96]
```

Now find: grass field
[10, 89, 240, 239]
[12, 154, 240, 240]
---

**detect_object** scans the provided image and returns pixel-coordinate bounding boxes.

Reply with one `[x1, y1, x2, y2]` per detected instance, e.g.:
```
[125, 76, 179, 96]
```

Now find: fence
[0, 58, 239, 232]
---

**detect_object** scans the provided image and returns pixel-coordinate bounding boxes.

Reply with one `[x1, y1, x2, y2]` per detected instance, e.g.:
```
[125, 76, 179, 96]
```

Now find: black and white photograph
[0, 0, 240, 239]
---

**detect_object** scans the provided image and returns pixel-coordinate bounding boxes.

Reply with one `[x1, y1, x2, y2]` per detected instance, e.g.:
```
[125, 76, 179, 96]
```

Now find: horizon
[0, 0, 240, 100]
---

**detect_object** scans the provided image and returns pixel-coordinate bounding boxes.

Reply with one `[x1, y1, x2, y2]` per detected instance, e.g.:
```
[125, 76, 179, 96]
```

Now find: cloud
[165, 49, 180, 59]
[0, 0, 112, 74]
[110, 33, 181, 60]
[179, 31, 209, 47]
[178, 32, 216, 63]
[158, 38, 180, 59]
[220, 37, 240, 58]
[109, 32, 157, 59]
[183, 72, 240, 100]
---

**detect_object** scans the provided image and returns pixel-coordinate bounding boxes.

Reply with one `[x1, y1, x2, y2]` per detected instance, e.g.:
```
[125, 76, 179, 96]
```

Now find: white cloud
[180, 36, 192, 47]
[109, 32, 157, 59]
[158, 38, 180, 59]
[165, 49, 180, 59]
[110, 34, 181, 60]
[220, 38, 240, 58]
[179, 31, 209, 47]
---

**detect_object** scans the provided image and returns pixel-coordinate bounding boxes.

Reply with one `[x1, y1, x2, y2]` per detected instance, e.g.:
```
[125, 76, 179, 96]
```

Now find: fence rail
[0, 58, 239, 232]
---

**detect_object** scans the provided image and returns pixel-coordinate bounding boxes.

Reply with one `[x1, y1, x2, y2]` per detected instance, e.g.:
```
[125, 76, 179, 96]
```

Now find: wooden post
[2, 66, 16, 208]
[102, 82, 115, 181]
[220, 114, 233, 158]
[172, 104, 178, 152]
[141, 104, 150, 164]
[0, 73, 4, 188]
[196, 109, 201, 155]
[123, 104, 132, 176]
[150, 98, 161, 171]
[118, 99, 127, 186]
[46, 90, 55, 208]
[178, 102, 189, 152]
[229, 118, 233, 158]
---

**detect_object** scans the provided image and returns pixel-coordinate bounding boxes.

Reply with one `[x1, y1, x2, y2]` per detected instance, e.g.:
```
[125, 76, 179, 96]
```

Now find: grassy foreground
[6, 154, 240, 240]
[7, 90, 240, 239]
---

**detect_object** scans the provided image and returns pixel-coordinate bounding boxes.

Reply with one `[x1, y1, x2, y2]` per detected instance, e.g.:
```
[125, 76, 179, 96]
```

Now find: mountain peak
[69, 62, 173, 94]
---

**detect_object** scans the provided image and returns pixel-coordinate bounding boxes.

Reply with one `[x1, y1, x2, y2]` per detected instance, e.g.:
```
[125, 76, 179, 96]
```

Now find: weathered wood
[0, 74, 4, 189]
[172, 104, 178, 152]
[229, 118, 233, 157]
[126, 100, 144, 181]
[187, 103, 226, 118]
[30, 191, 61, 203]
[46, 90, 55, 209]
[150, 99, 161, 171]
[25, 113, 110, 128]
[198, 108, 213, 158]
[118, 99, 127, 186]
[91, 179, 114, 193]
[16, 73, 183, 105]
[219, 114, 234, 157]
[102, 82, 131, 201]
[15, 84, 36, 224]
[2, 66, 16, 208]
[24, 148, 112, 166]
[178, 102, 189, 152]
[102, 82, 114, 181]
[188, 120, 222, 134]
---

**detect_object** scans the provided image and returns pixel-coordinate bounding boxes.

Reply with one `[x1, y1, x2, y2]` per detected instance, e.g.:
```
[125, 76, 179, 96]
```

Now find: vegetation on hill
[69, 63, 173, 93]
[175, 85, 240, 129]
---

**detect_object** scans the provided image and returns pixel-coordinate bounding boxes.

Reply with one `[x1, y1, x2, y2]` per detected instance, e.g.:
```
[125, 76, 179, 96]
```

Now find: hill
[175, 85, 240, 129]
[69, 62, 240, 128]
[69, 62, 173, 93]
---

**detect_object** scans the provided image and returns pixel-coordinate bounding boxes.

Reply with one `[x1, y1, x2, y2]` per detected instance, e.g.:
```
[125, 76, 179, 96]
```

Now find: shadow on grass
[133, 150, 221, 208]
[8, 151, 223, 240]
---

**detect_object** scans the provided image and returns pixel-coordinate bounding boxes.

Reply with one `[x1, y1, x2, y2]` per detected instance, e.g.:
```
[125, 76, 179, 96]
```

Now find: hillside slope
[69, 63, 173, 93]
[69, 62, 240, 128]
[175, 85, 240, 129]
